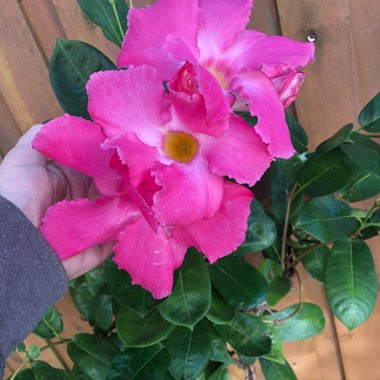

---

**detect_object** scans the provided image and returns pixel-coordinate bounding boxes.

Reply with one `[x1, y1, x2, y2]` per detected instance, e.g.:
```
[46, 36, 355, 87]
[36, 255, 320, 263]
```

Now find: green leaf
[33, 305, 63, 339]
[88, 292, 113, 332]
[107, 344, 169, 380]
[267, 279, 291, 307]
[237, 112, 258, 128]
[340, 133, 380, 177]
[314, 124, 354, 156]
[286, 112, 308, 153]
[209, 257, 268, 310]
[296, 148, 361, 197]
[269, 158, 299, 223]
[117, 308, 175, 347]
[207, 324, 233, 364]
[301, 246, 330, 283]
[214, 312, 271, 356]
[159, 250, 211, 328]
[105, 258, 158, 317]
[77, 0, 128, 47]
[67, 333, 119, 380]
[358, 92, 380, 132]
[30, 361, 69, 379]
[295, 195, 358, 242]
[207, 366, 229, 380]
[167, 323, 211, 380]
[234, 199, 277, 255]
[70, 266, 105, 320]
[262, 326, 285, 364]
[27, 345, 41, 360]
[70, 365, 92, 379]
[259, 259, 282, 282]
[50, 38, 115, 118]
[325, 238, 378, 330]
[338, 168, 380, 202]
[267, 303, 325, 341]
[260, 358, 297, 380]
[206, 288, 236, 325]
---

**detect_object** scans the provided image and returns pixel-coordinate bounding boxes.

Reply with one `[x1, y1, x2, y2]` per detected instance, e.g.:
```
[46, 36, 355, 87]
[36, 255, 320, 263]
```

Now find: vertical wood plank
[0, 0, 61, 132]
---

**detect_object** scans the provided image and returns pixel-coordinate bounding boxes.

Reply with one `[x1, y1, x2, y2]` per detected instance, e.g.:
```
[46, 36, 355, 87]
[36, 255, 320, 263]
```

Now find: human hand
[0, 124, 114, 279]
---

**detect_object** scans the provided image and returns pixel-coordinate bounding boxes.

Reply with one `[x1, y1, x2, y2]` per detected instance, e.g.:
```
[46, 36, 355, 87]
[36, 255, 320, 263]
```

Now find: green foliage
[286, 112, 308, 153]
[77, 0, 128, 47]
[159, 250, 211, 328]
[358, 91, 380, 132]
[260, 358, 297, 380]
[206, 288, 236, 325]
[325, 238, 378, 330]
[209, 257, 268, 310]
[50, 39, 115, 119]
[33, 305, 63, 339]
[301, 246, 329, 283]
[15, 361, 69, 379]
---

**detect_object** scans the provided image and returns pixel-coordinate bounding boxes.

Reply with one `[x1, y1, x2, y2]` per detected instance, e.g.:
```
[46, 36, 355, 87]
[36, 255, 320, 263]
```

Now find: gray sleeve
[0, 196, 68, 376]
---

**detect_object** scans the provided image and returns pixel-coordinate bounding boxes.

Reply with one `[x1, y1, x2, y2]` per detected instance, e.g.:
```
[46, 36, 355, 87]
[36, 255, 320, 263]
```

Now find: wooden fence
[1, 0, 379, 379]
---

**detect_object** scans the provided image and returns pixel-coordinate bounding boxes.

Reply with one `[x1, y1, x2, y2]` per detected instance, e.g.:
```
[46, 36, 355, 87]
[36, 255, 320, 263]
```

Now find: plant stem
[129, 0, 133, 7]
[40, 339, 71, 352]
[10, 357, 29, 380]
[362, 134, 380, 138]
[281, 184, 298, 272]
[289, 242, 329, 269]
[275, 269, 303, 324]
[108, 0, 124, 40]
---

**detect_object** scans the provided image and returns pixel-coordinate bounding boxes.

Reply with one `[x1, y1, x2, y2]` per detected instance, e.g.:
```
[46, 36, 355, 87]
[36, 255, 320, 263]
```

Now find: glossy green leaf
[88, 292, 113, 332]
[295, 195, 358, 242]
[296, 148, 361, 197]
[167, 323, 211, 380]
[70, 365, 92, 379]
[234, 199, 277, 255]
[207, 288, 236, 325]
[207, 366, 229, 380]
[262, 326, 285, 364]
[326, 238, 378, 330]
[70, 266, 105, 320]
[340, 134, 380, 177]
[314, 124, 353, 156]
[338, 168, 380, 202]
[260, 358, 297, 380]
[267, 303, 325, 341]
[27, 345, 41, 360]
[259, 259, 282, 282]
[105, 258, 158, 317]
[237, 112, 258, 128]
[77, 0, 128, 47]
[209, 257, 268, 310]
[358, 92, 380, 132]
[107, 344, 169, 380]
[50, 38, 115, 118]
[270, 158, 298, 223]
[159, 250, 211, 328]
[286, 112, 308, 153]
[14, 361, 69, 379]
[33, 305, 63, 339]
[267, 279, 291, 307]
[214, 312, 271, 356]
[117, 308, 175, 347]
[67, 334, 119, 380]
[301, 246, 330, 283]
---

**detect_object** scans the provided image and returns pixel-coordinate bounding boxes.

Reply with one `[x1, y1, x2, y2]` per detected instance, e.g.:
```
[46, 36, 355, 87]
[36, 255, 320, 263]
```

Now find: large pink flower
[118, 0, 315, 159]
[33, 65, 267, 298]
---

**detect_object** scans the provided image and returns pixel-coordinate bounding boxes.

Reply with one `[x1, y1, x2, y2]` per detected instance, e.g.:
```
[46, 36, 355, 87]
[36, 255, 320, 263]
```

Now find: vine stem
[10, 357, 29, 380]
[40, 339, 71, 352]
[108, 0, 125, 40]
[362, 134, 380, 138]
[288, 242, 329, 269]
[281, 184, 298, 272]
[274, 269, 303, 324]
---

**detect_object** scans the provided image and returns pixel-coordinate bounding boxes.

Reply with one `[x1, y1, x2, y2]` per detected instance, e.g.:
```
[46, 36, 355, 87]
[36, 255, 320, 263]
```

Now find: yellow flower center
[207, 65, 229, 90]
[163, 131, 199, 163]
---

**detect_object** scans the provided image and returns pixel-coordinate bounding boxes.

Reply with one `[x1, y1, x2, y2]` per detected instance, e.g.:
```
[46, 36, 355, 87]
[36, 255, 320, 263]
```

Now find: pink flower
[118, 0, 315, 159]
[33, 65, 269, 298]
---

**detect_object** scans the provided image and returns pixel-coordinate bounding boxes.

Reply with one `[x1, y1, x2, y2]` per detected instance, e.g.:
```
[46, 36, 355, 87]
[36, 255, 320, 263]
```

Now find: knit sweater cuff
[0, 196, 68, 363]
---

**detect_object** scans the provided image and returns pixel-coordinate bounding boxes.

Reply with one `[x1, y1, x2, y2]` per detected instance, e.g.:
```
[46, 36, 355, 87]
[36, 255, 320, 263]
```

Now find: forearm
[0, 196, 67, 374]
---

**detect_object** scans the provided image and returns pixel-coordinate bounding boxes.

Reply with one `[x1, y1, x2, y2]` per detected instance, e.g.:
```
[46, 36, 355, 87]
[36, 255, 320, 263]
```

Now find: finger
[62, 242, 115, 280]
[5, 124, 47, 166]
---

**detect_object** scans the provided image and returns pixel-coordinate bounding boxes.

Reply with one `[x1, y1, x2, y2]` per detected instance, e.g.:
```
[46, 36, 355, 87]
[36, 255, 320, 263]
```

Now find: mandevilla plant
[9, 0, 380, 379]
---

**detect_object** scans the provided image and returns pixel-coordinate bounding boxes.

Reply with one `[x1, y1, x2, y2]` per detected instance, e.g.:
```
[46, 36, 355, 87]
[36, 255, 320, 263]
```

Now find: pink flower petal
[203, 115, 273, 186]
[118, 0, 200, 79]
[231, 70, 295, 158]
[221, 30, 315, 74]
[173, 181, 253, 263]
[152, 159, 224, 226]
[32, 115, 121, 196]
[113, 217, 188, 299]
[41, 196, 139, 260]
[87, 67, 169, 145]
[197, 0, 253, 64]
